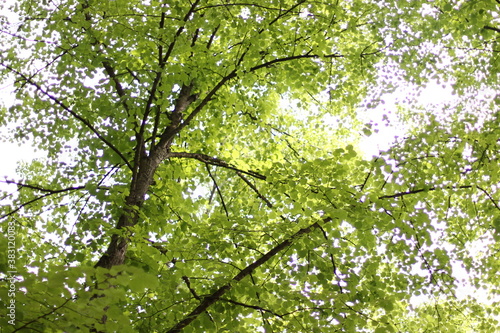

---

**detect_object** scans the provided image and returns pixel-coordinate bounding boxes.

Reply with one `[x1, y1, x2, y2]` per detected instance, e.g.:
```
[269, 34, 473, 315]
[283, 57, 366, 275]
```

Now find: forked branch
[0, 64, 133, 171]
[166, 217, 331, 333]
[166, 152, 266, 180]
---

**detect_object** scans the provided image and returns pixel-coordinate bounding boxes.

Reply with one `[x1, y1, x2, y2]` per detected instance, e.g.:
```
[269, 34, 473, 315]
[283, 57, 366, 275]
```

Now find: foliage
[0, 0, 499, 332]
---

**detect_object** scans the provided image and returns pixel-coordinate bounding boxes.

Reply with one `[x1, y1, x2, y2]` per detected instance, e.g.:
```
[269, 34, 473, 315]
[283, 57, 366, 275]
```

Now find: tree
[0, 0, 499, 332]
[395, 297, 499, 333]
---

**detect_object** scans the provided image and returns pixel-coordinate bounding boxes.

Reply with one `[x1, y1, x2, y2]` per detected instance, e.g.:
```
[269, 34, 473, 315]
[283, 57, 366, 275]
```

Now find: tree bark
[94, 155, 158, 269]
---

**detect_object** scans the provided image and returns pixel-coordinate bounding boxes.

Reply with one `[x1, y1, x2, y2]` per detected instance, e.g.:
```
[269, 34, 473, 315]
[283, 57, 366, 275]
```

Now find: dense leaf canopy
[0, 0, 499, 332]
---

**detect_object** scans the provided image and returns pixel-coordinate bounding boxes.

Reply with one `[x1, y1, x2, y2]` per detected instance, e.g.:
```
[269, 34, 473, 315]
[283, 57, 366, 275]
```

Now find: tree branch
[1, 193, 58, 220]
[359, 157, 379, 192]
[167, 70, 238, 141]
[195, 3, 283, 13]
[378, 185, 473, 200]
[268, 0, 306, 26]
[182, 276, 201, 301]
[477, 186, 500, 211]
[138, 0, 201, 173]
[12, 297, 74, 332]
[1, 179, 85, 194]
[249, 51, 343, 73]
[101, 60, 130, 113]
[0, 64, 133, 171]
[484, 25, 500, 34]
[219, 298, 284, 318]
[0, 28, 58, 45]
[207, 24, 220, 49]
[0, 182, 86, 220]
[166, 152, 266, 180]
[236, 172, 273, 208]
[317, 224, 344, 293]
[166, 217, 331, 333]
[153, 44, 342, 155]
[205, 165, 229, 218]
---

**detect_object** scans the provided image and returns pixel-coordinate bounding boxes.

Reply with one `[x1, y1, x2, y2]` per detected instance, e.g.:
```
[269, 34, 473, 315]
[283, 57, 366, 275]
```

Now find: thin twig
[205, 164, 229, 218]
[236, 172, 273, 208]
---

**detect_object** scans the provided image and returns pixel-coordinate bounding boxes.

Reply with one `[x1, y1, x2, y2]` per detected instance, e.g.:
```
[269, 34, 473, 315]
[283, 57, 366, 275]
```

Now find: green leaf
[1, 0, 499, 331]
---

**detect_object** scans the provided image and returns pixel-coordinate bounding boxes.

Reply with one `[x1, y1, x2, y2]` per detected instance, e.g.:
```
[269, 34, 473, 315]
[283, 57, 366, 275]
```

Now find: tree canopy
[0, 0, 499, 332]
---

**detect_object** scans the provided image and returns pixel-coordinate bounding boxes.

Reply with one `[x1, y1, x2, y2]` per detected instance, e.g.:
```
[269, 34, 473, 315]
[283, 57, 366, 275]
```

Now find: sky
[0, 81, 46, 191]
